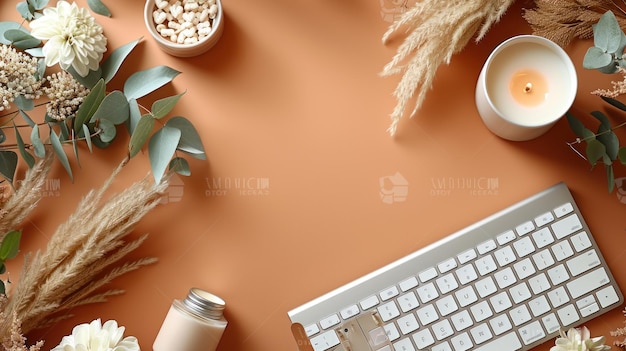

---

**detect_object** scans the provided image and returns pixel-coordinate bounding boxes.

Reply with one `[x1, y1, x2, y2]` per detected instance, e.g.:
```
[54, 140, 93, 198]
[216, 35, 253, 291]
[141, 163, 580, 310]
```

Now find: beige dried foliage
[0, 155, 52, 243]
[1, 160, 169, 335]
[524, 0, 626, 47]
[0, 297, 42, 351]
[381, 0, 515, 136]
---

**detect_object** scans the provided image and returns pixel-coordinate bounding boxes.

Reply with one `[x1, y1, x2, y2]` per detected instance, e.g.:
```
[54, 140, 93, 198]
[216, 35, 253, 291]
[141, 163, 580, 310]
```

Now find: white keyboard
[288, 183, 624, 351]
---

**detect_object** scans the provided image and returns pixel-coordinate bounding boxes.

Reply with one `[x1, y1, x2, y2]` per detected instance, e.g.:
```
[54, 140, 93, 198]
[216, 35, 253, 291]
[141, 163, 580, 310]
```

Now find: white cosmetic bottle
[153, 288, 228, 351]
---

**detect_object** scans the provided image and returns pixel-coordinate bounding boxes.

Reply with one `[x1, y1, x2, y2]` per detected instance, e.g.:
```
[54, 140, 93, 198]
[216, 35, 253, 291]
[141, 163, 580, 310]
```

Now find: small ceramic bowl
[144, 0, 224, 57]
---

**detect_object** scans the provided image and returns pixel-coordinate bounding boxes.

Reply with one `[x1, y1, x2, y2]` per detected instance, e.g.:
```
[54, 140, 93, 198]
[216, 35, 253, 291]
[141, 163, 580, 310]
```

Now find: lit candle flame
[524, 82, 533, 93]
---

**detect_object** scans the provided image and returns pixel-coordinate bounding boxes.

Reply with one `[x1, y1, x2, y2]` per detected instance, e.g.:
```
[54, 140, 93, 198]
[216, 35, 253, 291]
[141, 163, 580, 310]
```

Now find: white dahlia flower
[51, 319, 140, 351]
[551, 327, 610, 351]
[29, 1, 107, 77]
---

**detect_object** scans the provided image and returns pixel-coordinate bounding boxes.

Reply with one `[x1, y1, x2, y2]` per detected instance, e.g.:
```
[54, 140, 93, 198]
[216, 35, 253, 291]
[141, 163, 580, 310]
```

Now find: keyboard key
[433, 319, 454, 340]
[384, 323, 400, 341]
[494, 267, 516, 289]
[567, 249, 600, 276]
[557, 304, 580, 327]
[510, 282, 532, 304]
[360, 295, 379, 310]
[435, 295, 458, 317]
[470, 323, 493, 345]
[597, 286, 620, 308]
[566, 267, 610, 299]
[455, 286, 478, 307]
[451, 332, 473, 351]
[419, 267, 438, 282]
[513, 236, 535, 257]
[496, 230, 516, 245]
[339, 305, 359, 320]
[436, 273, 459, 294]
[494, 246, 516, 267]
[397, 291, 419, 313]
[529, 295, 551, 317]
[528, 273, 550, 294]
[380, 285, 399, 301]
[516, 221, 535, 236]
[310, 330, 340, 351]
[552, 214, 582, 239]
[548, 286, 569, 308]
[416, 304, 438, 325]
[413, 329, 435, 349]
[532, 227, 554, 248]
[475, 276, 497, 298]
[554, 202, 574, 217]
[399, 276, 418, 292]
[475, 255, 497, 276]
[416, 282, 439, 303]
[438, 258, 457, 273]
[490, 292, 512, 313]
[542, 313, 560, 334]
[571, 231, 592, 252]
[510, 305, 531, 326]
[519, 320, 545, 345]
[397, 313, 419, 335]
[319, 314, 340, 329]
[393, 337, 415, 351]
[378, 301, 400, 322]
[457, 249, 477, 264]
[552, 241, 574, 261]
[470, 300, 493, 322]
[432, 342, 453, 351]
[513, 258, 536, 280]
[451, 310, 473, 331]
[547, 264, 569, 285]
[532, 249, 555, 270]
[489, 314, 512, 335]
[534, 211, 555, 227]
[477, 240, 497, 254]
[577, 295, 600, 317]
[305, 323, 320, 337]
[456, 264, 478, 285]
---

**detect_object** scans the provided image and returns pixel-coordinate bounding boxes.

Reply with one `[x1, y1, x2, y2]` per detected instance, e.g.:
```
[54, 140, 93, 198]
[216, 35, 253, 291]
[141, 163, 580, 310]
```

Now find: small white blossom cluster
[0, 44, 44, 112]
[152, 0, 219, 45]
[43, 71, 90, 121]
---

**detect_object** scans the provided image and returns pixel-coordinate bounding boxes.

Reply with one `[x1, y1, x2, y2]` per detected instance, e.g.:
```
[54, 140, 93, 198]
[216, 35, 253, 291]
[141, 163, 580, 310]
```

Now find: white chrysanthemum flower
[51, 319, 140, 351]
[551, 327, 610, 351]
[29, 0, 107, 77]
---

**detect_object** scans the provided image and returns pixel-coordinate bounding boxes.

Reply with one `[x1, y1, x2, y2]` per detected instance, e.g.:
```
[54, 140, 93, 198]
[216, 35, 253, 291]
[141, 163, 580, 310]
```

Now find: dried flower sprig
[1, 159, 168, 335]
[381, 0, 515, 136]
[524, 0, 626, 48]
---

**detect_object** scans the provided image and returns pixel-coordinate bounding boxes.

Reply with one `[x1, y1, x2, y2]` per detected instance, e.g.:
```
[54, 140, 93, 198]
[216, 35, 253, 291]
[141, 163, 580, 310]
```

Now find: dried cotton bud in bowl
[144, 0, 224, 57]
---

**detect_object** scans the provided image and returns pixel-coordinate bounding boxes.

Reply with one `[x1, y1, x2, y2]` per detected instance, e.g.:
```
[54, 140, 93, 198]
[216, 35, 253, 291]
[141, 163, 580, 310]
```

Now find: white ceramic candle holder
[475, 35, 577, 141]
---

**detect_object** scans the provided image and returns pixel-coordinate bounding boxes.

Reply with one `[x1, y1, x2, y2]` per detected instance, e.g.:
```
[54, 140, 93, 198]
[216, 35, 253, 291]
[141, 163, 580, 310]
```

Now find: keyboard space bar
[475, 332, 522, 351]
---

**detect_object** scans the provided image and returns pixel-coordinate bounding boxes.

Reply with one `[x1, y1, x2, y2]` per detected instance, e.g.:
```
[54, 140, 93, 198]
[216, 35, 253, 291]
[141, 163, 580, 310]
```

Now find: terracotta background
[2, 0, 626, 350]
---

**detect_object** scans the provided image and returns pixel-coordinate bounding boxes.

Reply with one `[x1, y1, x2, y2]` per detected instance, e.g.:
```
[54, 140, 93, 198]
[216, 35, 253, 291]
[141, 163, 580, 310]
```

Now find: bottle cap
[183, 288, 226, 320]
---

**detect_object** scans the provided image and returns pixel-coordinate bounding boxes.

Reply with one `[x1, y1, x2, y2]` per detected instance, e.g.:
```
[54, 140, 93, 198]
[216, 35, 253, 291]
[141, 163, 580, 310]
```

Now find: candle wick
[524, 82, 533, 93]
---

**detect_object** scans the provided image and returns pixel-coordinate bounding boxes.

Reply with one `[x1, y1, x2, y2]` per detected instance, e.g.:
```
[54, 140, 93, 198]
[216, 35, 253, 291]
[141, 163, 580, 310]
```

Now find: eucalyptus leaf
[566, 113, 588, 139]
[169, 157, 191, 176]
[74, 79, 105, 134]
[597, 127, 620, 160]
[14, 95, 34, 111]
[594, 11, 622, 53]
[18, 110, 35, 127]
[606, 165, 615, 192]
[583, 47, 613, 69]
[82, 124, 93, 153]
[127, 98, 141, 134]
[601, 96, 626, 111]
[14, 125, 35, 168]
[166, 116, 206, 159]
[586, 139, 607, 166]
[90, 91, 129, 125]
[0, 129, 5, 144]
[0, 151, 18, 185]
[151, 92, 185, 119]
[0, 22, 23, 45]
[618, 146, 626, 164]
[25, 47, 44, 58]
[72, 137, 81, 167]
[98, 119, 117, 143]
[4, 29, 41, 49]
[30, 125, 45, 158]
[128, 114, 155, 158]
[0, 230, 21, 261]
[148, 126, 181, 184]
[28, 0, 48, 10]
[0, 280, 5, 295]
[16, 2, 35, 20]
[50, 131, 73, 182]
[86, 0, 111, 17]
[124, 66, 181, 100]
[101, 38, 141, 84]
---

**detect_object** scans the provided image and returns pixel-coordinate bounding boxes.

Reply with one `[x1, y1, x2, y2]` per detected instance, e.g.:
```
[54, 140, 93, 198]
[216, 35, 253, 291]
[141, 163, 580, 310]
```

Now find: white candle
[475, 35, 577, 141]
